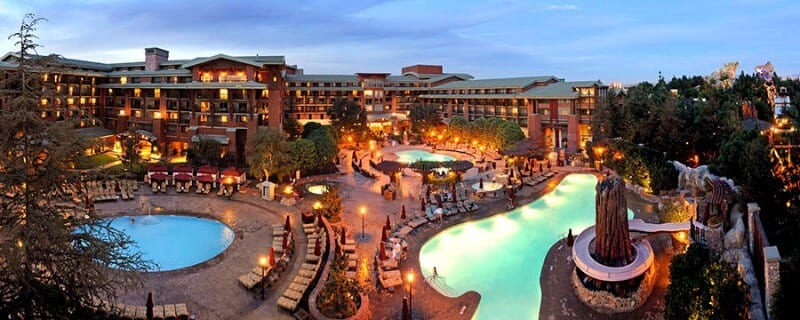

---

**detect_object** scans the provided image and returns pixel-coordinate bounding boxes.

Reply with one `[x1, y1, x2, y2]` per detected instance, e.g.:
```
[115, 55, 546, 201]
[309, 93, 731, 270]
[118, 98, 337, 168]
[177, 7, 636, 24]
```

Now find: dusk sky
[1, 0, 799, 84]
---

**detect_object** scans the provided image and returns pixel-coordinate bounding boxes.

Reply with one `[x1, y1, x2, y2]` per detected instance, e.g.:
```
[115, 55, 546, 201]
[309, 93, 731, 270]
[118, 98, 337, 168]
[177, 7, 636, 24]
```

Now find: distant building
[0, 48, 606, 162]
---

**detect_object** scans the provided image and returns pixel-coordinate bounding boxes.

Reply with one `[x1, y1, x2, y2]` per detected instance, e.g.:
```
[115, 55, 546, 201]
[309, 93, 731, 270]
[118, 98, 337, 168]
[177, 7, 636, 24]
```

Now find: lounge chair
[298, 269, 315, 278]
[217, 188, 225, 196]
[174, 304, 189, 318]
[160, 181, 167, 193]
[162, 304, 177, 319]
[300, 263, 317, 271]
[277, 296, 298, 311]
[238, 272, 262, 290]
[203, 185, 211, 194]
[196, 183, 203, 194]
[151, 182, 158, 193]
[293, 275, 312, 285]
[379, 257, 398, 270]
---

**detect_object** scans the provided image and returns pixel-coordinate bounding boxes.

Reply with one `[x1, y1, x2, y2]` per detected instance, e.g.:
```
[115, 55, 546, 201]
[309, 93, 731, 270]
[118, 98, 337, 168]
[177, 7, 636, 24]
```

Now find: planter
[309, 291, 370, 320]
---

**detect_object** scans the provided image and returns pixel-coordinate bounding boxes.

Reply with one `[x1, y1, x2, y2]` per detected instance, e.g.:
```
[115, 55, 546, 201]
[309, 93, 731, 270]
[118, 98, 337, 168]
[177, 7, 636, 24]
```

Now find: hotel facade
[0, 48, 606, 163]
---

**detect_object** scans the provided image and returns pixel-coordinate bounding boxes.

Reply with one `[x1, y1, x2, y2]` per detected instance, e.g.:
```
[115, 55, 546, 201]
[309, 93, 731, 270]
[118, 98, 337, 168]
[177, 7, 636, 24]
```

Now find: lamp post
[258, 256, 268, 300]
[407, 270, 415, 318]
[359, 206, 366, 240]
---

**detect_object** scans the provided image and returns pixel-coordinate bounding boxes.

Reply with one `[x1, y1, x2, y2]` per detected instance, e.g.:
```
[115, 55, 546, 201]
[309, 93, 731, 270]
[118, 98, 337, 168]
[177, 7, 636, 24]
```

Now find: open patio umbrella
[146, 292, 153, 320]
[379, 243, 388, 260]
[314, 237, 321, 256]
[284, 214, 291, 234]
[269, 247, 276, 267]
[400, 205, 407, 220]
[385, 214, 391, 231]
[566, 228, 574, 247]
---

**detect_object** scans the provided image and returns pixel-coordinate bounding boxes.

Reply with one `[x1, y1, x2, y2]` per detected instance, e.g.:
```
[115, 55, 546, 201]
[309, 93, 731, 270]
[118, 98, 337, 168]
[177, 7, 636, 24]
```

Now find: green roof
[522, 80, 603, 98]
[107, 69, 192, 77]
[433, 76, 560, 89]
[98, 81, 267, 89]
[285, 74, 358, 82]
[75, 127, 114, 139]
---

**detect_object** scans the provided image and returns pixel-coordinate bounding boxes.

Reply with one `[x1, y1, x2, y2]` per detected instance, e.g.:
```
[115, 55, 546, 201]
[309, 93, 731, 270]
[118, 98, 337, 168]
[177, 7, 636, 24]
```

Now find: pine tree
[0, 14, 148, 319]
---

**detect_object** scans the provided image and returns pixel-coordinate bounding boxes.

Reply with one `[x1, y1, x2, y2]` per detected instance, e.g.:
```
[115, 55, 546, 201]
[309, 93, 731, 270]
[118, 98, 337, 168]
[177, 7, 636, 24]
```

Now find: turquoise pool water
[96, 215, 234, 272]
[395, 149, 455, 163]
[419, 174, 632, 319]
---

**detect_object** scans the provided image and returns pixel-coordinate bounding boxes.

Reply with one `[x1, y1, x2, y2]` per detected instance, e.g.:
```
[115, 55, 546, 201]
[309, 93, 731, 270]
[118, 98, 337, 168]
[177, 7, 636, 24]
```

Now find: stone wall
[571, 264, 656, 314]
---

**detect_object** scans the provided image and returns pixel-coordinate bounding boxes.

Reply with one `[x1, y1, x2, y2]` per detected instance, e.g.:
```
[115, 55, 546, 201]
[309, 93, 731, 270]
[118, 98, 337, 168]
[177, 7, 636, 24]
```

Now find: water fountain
[139, 198, 160, 225]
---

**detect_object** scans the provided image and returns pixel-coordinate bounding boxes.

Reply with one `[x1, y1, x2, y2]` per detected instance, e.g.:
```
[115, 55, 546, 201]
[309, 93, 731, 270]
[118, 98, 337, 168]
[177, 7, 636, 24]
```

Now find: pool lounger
[293, 275, 312, 285]
[162, 304, 177, 319]
[175, 303, 189, 317]
[289, 282, 308, 293]
[301, 263, 316, 271]
[283, 287, 304, 301]
[238, 272, 262, 289]
[306, 254, 320, 263]
[298, 269, 315, 278]
[277, 296, 298, 311]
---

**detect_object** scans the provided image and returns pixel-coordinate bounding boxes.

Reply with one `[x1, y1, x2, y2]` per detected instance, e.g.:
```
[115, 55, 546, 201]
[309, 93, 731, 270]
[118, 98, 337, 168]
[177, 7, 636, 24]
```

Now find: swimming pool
[394, 149, 455, 163]
[307, 184, 330, 195]
[96, 215, 234, 272]
[419, 174, 632, 319]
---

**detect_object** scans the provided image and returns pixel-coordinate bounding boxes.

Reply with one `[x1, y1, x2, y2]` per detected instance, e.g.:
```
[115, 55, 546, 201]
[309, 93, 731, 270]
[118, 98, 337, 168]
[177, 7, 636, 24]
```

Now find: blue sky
[1, 0, 799, 84]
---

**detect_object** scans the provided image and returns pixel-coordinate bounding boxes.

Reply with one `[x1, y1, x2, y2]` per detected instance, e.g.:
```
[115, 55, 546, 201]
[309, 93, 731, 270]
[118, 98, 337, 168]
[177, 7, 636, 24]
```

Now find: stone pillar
[567, 114, 578, 154]
[747, 203, 760, 255]
[764, 246, 781, 319]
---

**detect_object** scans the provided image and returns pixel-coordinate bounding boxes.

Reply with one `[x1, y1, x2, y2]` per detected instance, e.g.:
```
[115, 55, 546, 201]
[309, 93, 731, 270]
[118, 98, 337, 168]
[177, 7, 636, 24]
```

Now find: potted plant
[317, 254, 360, 318]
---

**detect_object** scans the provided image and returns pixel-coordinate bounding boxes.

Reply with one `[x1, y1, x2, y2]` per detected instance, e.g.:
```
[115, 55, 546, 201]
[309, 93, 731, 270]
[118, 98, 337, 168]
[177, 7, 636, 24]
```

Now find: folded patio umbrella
[314, 237, 321, 256]
[400, 205, 406, 220]
[479, 178, 484, 189]
[379, 243, 388, 260]
[385, 214, 391, 231]
[381, 226, 389, 243]
[284, 214, 291, 234]
[146, 292, 153, 320]
[566, 228, 574, 247]
[421, 197, 425, 211]
[269, 247, 276, 267]
[282, 235, 288, 251]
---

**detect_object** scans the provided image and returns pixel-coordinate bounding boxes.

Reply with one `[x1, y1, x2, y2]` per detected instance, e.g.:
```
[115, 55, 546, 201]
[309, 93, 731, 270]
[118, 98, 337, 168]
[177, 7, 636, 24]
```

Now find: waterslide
[572, 219, 707, 282]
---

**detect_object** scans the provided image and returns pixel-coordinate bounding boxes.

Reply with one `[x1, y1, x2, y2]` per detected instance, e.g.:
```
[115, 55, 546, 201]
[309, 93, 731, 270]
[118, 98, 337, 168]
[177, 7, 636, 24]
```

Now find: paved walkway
[94, 151, 672, 319]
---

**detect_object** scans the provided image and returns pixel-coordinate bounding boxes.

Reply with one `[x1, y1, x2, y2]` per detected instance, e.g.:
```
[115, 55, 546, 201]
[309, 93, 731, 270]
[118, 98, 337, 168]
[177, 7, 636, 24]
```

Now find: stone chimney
[145, 47, 169, 71]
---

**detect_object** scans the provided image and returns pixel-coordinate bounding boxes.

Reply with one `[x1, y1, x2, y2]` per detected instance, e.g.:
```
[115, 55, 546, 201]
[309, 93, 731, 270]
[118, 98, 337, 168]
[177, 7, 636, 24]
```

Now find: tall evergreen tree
[0, 14, 148, 319]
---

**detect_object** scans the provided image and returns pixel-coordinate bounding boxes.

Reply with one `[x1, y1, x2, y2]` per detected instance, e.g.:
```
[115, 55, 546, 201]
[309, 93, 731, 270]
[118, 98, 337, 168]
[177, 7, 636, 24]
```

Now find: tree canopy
[246, 126, 289, 181]
[0, 14, 148, 318]
[327, 98, 367, 143]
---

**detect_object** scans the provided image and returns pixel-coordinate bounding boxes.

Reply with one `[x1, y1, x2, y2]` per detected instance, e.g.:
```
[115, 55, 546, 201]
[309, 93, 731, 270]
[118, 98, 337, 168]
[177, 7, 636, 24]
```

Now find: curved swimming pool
[395, 149, 455, 163]
[98, 215, 234, 272]
[419, 174, 632, 319]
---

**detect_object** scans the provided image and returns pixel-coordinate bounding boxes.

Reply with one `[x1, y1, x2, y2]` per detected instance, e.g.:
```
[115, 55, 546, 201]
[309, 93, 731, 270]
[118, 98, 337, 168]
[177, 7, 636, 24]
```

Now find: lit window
[68, 87, 74, 96]
[364, 90, 373, 97]
[200, 102, 210, 112]
[90, 98, 96, 105]
[201, 72, 213, 82]
[220, 115, 228, 123]
[67, 98, 74, 105]
[79, 97, 86, 105]
[42, 73, 49, 82]
[219, 89, 228, 100]
[108, 88, 113, 94]
[135, 110, 142, 118]
[56, 85, 62, 93]
[261, 89, 269, 98]
[41, 111, 47, 118]
[120, 77, 127, 84]
[134, 88, 141, 97]
[273, 76, 277, 82]
[40, 99, 47, 106]
[240, 115, 248, 122]
[154, 88, 161, 98]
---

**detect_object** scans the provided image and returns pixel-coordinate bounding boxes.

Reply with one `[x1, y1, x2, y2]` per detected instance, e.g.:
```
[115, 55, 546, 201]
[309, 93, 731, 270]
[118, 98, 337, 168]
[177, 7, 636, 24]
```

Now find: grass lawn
[75, 153, 119, 169]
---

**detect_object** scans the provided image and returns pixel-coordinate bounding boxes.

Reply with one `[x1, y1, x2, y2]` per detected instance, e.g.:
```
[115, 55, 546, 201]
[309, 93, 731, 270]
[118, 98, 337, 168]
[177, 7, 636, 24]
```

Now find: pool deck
[95, 146, 670, 319]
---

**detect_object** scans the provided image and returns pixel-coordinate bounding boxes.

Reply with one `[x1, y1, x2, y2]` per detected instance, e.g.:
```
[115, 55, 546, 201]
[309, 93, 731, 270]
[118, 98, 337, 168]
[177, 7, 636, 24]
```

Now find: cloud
[545, 3, 579, 11]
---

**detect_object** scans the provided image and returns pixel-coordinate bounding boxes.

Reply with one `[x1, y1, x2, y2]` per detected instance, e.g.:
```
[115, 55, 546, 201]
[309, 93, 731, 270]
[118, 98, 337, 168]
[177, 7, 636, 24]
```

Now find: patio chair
[277, 296, 298, 312]
[160, 181, 167, 193]
[203, 185, 211, 194]
[196, 183, 203, 194]
[162, 304, 177, 320]
[151, 182, 158, 193]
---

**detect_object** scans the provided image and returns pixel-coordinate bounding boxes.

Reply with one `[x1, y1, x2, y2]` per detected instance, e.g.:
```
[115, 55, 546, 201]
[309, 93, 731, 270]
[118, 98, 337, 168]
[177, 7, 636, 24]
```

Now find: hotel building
[0, 48, 606, 163]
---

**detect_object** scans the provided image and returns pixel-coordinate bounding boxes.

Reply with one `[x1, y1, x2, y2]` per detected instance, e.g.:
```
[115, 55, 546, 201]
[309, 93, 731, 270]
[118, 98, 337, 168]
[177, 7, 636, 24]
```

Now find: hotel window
[42, 73, 49, 82]
[67, 98, 74, 105]
[79, 97, 86, 105]
[120, 77, 127, 84]
[199, 115, 208, 123]
[201, 72, 213, 82]
[171, 76, 178, 83]
[135, 110, 142, 118]
[90, 98, 96, 105]
[154, 88, 161, 98]
[200, 102, 210, 112]
[273, 76, 277, 83]
[240, 115, 248, 122]
[220, 115, 228, 123]
[56, 85, 62, 93]
[40, 99, 48, 106]
[261, 89, 269, 98]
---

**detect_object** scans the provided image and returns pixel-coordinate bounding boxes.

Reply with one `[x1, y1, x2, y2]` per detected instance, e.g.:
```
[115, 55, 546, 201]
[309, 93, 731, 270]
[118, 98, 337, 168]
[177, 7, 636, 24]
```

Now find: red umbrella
[400, 205, 407, 220]
[314, 237, 321, 256]
[284, 214, 291, 234]
[146, 292, 153, 320]
[269, 247, 276, 267]
[385, 214, 391, 231]
[381, 226, 389, 243]
[379, 243, 388, 260]
[539, 163, 543, 172]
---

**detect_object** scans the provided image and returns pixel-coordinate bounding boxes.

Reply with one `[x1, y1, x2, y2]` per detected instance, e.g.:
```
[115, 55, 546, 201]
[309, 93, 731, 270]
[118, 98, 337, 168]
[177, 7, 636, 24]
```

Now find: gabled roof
[106, 69, 192, 77]
[403, 72, 473, 82]
[181, 54, 285, 69]
[433, 76, 559, 89]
